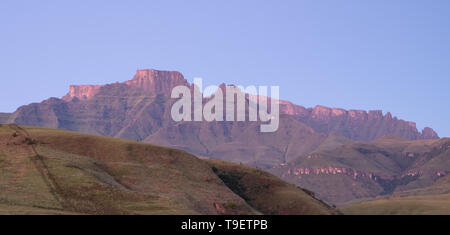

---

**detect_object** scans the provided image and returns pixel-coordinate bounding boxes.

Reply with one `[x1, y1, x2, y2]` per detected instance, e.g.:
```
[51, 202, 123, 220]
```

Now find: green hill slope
[204, 159, 339, 215]
[341, 193, 450, 215]
[0, 124, 336, 215]
[341, 174, 450, 215]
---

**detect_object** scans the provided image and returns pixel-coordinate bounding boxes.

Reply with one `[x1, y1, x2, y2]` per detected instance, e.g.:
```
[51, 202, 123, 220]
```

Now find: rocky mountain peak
[125, 69, 189, 94]
[62, 69, 189, 101]
[421, 127, 439, 139]
[62, 85, 104, 101]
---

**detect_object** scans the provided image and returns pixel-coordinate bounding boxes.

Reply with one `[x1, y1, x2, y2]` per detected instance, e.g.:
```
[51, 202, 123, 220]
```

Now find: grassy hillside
[393, 175, 450, 197]
[341, 194, 450, 215]
[204, 159, 340, 215]
[342, 174, 450, 215]
[0, 124, 336, 215]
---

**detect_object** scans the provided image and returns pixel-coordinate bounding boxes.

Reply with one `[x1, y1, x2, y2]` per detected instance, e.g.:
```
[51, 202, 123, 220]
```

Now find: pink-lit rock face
[312, 106, 332, 121]
[62, 69, 189, 101]
[279, 101, 309, 117]
[62, 85, 103, 101]
[279, 104, 439, 141]
[331, 108, 346, 117]
[124, 69, 189, 94]
[278, 103, 436, 141]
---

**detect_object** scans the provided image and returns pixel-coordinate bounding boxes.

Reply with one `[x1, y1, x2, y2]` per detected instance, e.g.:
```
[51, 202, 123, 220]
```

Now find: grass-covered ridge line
[0, 124, 336, 215]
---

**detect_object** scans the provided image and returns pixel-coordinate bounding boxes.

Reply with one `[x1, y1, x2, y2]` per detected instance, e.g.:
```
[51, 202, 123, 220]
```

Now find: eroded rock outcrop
[62, 85, 103, 101]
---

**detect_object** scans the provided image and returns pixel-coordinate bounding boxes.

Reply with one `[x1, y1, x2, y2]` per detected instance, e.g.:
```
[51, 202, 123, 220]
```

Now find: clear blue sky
[1, 0, 449, 137]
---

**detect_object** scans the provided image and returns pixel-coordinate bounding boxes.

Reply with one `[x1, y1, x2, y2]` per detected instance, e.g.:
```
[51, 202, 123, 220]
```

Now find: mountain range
[1, 69, 446, 207]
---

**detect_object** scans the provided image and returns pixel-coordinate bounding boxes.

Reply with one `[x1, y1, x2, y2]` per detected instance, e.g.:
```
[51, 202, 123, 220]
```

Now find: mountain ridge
[7, 69, 439, 141]
[4, 69, 440, 170]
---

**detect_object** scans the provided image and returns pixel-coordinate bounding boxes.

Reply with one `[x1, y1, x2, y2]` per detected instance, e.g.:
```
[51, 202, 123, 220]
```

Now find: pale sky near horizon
[1, 0, 449, 137]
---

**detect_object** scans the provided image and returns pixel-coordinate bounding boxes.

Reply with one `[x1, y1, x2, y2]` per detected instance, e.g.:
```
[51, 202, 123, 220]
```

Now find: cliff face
[124, 69, 189, 94]
[8, 69, 439, 169]
[280, 103, 438, 141]
[62, 69, 189, 102]
[62, 85, 103, 101]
